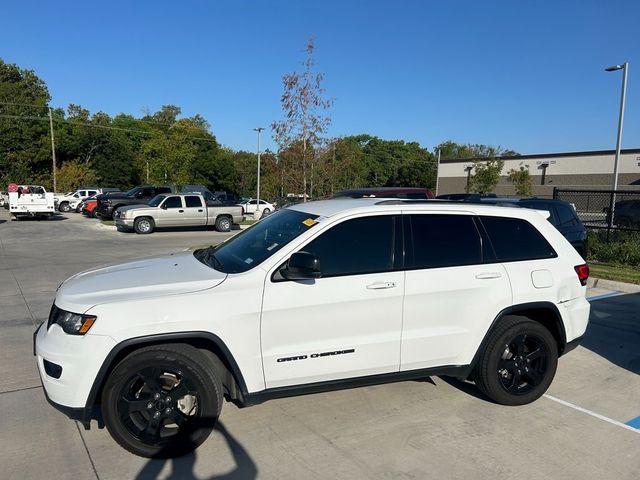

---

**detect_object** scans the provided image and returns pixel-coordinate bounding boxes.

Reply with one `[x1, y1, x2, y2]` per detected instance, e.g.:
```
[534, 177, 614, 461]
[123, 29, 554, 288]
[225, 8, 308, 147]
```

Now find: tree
[469, 158, 504, 193]
[436, 140, 518, 160]
[0, 59, 51, 186]
[272, 38, 332, 200]
[56, 160, 99, 192]
[507, 165, 532, 196]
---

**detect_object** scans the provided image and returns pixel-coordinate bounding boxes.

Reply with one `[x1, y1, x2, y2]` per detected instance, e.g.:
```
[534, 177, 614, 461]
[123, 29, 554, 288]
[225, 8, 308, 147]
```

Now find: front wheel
[101, 344, 223, 458]
[134, 217, 155, 234]
[472, 316, 557, 405]
[58, 202, 70, 212]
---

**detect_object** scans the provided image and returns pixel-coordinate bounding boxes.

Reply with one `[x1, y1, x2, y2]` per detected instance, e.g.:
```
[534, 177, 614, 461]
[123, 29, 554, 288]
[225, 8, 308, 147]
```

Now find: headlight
[48, 305, 96, 335]
[121, 211, 128, 219]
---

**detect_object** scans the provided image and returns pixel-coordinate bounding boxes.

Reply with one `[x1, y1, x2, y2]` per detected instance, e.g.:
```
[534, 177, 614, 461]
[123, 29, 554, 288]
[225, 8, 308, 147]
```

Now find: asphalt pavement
[0, 209, 638, 480]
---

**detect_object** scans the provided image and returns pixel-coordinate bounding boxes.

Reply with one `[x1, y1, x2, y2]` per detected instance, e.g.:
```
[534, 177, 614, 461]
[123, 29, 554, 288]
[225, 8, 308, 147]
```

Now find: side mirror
[160, 203, 168, 210]
[281, 251, 321, 280]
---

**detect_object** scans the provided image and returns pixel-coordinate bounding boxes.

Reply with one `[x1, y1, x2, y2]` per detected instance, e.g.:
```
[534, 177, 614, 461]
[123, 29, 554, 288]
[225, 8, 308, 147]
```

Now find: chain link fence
[553, 188, 640, 266]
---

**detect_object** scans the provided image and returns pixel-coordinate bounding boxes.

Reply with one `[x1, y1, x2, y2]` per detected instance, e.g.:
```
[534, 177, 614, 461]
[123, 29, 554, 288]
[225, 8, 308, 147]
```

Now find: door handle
[178, 209, 184, 213]
[367, 282, 397, 290]
[198, 209, 203, 212]
[475, 272, 502, 280]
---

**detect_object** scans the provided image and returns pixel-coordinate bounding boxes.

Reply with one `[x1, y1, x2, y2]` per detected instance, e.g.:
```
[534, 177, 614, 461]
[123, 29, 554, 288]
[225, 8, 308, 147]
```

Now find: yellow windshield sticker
[302, 218, 317, 227]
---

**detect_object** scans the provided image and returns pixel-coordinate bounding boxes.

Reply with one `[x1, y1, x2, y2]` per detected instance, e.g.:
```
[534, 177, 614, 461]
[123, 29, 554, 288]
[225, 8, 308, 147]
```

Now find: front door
[261, 214, 404, 389]
[156, 196, 184, 227]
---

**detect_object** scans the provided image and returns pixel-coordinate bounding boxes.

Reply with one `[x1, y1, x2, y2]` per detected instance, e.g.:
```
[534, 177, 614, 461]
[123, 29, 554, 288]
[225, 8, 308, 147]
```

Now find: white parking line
[544, 394, 640, 434]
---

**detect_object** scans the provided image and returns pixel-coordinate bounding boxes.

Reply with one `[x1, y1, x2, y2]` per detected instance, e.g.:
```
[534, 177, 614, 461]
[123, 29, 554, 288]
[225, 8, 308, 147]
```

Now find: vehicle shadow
[12, 215, 67, 221]
[135, 421, 257, 480]
[582, 292, 640, 375]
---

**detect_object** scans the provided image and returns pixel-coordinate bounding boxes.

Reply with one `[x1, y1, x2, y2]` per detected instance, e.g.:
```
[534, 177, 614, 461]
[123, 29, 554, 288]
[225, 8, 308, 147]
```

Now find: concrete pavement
[1, 209, 638, 479]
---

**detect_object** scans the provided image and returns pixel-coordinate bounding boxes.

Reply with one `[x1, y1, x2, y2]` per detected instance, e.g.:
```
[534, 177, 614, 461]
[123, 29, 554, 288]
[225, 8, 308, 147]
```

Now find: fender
[84, 331, 249, 421]
[470, 301, 567, 371]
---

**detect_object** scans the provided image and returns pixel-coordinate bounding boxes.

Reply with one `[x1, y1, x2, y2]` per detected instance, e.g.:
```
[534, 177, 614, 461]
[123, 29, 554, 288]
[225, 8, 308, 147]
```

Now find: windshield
[148, 195, 166, 207]
[194, 209, 319, 273]
[126, 187, 141, 196]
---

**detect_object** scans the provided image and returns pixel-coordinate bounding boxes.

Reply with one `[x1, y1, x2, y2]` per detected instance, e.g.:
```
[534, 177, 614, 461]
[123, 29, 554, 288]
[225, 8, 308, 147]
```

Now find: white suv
[35, 198, 590, 458]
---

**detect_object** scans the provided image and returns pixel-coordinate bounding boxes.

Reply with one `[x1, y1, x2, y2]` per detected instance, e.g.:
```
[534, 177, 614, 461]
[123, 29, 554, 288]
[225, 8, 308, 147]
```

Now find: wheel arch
[86, 331, 250, 415]
[471, 302, 568, 370]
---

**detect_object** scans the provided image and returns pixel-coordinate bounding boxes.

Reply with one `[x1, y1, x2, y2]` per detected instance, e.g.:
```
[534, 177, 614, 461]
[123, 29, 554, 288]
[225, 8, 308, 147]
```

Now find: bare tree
[272, 38, 332, 200]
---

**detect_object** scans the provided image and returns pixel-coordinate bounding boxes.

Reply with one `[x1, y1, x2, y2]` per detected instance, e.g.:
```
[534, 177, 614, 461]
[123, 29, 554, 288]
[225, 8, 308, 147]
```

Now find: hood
[97, 192, 131, 200]
[117, 204, 152, 213]
[56, 250, 226, 313]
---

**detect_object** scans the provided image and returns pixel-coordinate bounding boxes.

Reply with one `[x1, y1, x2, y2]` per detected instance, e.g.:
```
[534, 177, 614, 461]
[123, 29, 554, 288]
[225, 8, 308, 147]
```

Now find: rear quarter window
[480, 216, 557, 262]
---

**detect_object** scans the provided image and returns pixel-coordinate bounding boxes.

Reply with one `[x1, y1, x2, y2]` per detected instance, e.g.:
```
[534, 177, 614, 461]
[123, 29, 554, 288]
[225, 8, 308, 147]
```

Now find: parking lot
[0, 209, 639, 480]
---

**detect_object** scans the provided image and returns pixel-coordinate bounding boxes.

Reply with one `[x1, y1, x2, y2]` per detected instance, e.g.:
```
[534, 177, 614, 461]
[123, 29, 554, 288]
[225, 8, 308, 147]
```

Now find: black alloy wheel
[102, 344, 222, 458]
[473, 316, 558, 405]
[496, 333, 548, 395]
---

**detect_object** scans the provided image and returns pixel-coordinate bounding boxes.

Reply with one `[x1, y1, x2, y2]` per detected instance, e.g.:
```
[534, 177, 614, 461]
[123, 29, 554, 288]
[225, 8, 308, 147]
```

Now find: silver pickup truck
[114, 193, 244, 234]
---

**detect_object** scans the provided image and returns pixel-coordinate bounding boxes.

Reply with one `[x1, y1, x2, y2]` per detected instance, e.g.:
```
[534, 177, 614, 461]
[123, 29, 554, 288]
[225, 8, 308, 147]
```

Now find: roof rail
[374, 199, 523, 208]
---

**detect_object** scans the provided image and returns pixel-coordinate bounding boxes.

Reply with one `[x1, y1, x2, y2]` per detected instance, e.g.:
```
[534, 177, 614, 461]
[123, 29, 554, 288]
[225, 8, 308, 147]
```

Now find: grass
[101, 219, 114, 226]
[589, 262, 640, 285]
[240, 219, 256, 225]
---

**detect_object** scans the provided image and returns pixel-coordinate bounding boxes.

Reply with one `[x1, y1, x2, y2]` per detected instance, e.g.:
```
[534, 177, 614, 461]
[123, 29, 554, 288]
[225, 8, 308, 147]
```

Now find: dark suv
[333, 187, 434, 199]
[609, 200, 640, 228]
[477, 197, 588, 259]
[96, 186, 172, 219]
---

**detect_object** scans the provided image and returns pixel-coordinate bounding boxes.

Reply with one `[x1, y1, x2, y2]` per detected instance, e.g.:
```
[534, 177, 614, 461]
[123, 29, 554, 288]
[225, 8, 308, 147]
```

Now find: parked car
[607, 199, 640, 228]
[8, 185, 55, 219]
[55, 188, 120, 213]
[333, 187, 434, 199]
[95, 186, 172, 220]
[81, 197, 99, 218]
[436, 192, 497, 200]
[35, 198, 589, 458]
[114, 193, 244, 233]
[474, 197, 588, 259]
[241, 198, 276, 216]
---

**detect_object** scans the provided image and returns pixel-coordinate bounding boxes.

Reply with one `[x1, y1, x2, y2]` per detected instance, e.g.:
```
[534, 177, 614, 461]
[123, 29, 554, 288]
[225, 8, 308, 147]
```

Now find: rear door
[183, 195, 207, 226]
[401, 213, 512, 370]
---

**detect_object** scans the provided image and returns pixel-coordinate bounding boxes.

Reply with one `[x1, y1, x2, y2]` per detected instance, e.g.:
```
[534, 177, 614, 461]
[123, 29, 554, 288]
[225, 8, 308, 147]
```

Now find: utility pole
[435, 148, 441, 196]
[48, 108, 57, 192]
[146, 159, 149, 183]
[254, 127, 264, 217]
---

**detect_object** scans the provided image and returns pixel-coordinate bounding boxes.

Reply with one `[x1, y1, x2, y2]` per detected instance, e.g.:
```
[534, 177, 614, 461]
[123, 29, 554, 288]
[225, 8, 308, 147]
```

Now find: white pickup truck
[114, 193, 245, 233]
[8, 185, 55, 219]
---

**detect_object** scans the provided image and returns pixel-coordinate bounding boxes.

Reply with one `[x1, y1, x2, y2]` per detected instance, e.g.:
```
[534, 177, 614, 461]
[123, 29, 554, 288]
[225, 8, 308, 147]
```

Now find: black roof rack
[374, 199, 523, 208]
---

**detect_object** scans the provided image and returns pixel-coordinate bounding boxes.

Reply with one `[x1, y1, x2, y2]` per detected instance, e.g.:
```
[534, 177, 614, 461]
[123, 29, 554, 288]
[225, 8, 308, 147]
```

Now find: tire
[58, 202, 70, 212]
[90, 209, 97, 219]
[262, 208, 271, 215]
[215, 216, 232, 232]
[75, 204, 83, 213]
[472, 316, 558, 406]
[134, 217, 155, 234]
[101, 344, 223, 459]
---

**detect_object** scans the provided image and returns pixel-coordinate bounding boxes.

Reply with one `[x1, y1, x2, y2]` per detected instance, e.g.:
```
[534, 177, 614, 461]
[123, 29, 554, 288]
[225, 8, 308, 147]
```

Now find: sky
[1, 0, 639, 154]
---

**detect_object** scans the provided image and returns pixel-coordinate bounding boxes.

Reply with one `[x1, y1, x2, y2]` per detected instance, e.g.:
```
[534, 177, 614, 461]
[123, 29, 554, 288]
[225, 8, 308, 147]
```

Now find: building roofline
[440, 148, 640, 164]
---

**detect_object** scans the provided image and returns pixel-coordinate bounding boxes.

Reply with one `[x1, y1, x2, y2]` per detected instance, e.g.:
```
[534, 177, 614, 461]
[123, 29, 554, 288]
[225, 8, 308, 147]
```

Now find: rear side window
[555, 204, 579, 226]
[480, 216, 556, 262]
[185, 196, 202, 208]
[302, 215, 396, 277]
[408, 214, 482, 269]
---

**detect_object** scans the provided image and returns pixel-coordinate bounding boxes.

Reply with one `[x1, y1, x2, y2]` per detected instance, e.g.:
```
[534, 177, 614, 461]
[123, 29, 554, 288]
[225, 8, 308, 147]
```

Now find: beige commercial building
[437, 148, 640, 197]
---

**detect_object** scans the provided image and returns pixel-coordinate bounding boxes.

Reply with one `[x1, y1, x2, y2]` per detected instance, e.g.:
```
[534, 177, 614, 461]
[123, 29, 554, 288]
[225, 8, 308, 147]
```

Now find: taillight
[574, 264, 589, 286]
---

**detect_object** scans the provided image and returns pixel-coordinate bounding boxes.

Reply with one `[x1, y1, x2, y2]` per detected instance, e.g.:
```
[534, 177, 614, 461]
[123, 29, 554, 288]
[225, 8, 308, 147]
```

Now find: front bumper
[96, 205, 114, 218]
[114, 217, 134, 229]
[34, 319, 116, 424]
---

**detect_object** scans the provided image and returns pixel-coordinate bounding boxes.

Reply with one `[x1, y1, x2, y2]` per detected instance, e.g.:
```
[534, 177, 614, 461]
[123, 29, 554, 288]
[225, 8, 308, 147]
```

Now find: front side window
[195, 209, 319, 273]
[302, 215, 395, 277]
[408, 214, 482, 269]
[162, 196, 183, 209]
[480, 216, 556, 262]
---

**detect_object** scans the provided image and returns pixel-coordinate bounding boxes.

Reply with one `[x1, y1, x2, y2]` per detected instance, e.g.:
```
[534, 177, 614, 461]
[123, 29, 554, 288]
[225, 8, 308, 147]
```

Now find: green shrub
[587, 230, 640, 266]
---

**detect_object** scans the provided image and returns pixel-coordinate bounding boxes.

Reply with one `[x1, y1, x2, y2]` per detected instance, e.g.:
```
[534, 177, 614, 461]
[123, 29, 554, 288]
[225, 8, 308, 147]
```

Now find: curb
[588, 277, 640, 294]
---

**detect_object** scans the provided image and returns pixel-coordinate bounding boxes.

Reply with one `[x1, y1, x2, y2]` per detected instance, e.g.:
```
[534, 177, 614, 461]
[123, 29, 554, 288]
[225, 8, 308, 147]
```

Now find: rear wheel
[101, 344, 223, 458]
[134, 217, 155, 234]
[215, 216, 231, 232]
[473, 316, 557, 405]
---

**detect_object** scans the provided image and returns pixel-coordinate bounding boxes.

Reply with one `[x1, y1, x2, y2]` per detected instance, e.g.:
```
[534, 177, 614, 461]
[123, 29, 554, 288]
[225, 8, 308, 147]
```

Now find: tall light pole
[605, 62, 628, 227]
[48, 108, 57, 193]
[434, 148, 441, 196]
[253, 127, 264, 217]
